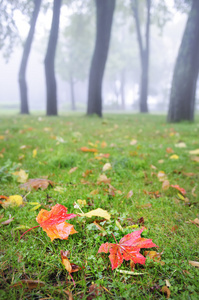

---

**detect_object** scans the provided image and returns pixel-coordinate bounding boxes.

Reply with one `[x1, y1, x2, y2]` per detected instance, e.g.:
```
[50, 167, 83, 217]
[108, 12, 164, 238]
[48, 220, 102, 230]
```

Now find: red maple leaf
[170, 184, 186, 195]
[98, 228, 158, 270]
[36, 204, 77, 241]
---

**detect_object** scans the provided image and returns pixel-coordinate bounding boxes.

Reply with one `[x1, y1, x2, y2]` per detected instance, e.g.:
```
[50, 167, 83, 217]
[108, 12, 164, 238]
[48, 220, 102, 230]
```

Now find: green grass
[0, 113, 199, 299]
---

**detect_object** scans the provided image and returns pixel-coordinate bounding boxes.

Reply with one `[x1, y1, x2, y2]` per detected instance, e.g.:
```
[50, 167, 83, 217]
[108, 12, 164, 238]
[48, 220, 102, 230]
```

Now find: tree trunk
[120, 70, 125, 110]
[18, 0, 41, 114]
[69, 72, 76, 111]
[87, 0, 115, 117]
[44, 0, 62, 116]
[167, 0, 199, 122]
[132, 0, 151, 113]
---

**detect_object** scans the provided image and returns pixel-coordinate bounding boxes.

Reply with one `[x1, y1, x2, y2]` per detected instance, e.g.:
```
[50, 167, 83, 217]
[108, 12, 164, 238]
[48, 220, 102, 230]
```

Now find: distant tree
[87, 0, 115, 117]
[18, 0, 42, 114]
[167, 0, 199, 122]
[131, 0, 151, 113]
[44, 0, 62, 116]
[56, 1, 94, 110]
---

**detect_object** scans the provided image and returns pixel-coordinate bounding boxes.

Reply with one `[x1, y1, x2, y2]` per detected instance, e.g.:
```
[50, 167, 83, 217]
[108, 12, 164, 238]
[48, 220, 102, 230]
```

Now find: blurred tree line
[0, 0, 198, 122]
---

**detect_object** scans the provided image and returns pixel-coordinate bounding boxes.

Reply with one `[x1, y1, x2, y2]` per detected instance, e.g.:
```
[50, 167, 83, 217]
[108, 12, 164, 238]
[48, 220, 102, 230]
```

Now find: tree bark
[18, 0, 41, 114]
[167, 0, 199, 122]
[132, 0, 151, 113]
[44, 0, 62, 116]
[87, 0, 115, 117]
[120, 70, 126, 110]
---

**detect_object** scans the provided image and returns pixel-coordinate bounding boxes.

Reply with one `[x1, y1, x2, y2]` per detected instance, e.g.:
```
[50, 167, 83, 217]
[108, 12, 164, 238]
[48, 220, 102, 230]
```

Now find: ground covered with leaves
[0, 113, 199, 299]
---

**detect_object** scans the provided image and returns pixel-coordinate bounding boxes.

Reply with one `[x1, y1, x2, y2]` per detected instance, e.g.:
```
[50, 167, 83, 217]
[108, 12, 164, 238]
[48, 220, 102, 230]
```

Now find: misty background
[0, 0, 198, 113]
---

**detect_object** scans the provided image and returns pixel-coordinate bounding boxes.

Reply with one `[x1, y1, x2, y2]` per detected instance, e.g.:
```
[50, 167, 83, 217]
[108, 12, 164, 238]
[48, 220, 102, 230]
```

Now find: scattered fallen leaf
[2, 216, 14, 225]
[170, 154, 179, 160]
[191, 156, 199, 162]
[61, 250, 80, 274]
[189, 218, 199, 226]
[93, 221, 107, 235]
[13, 169, 28, 183]
[98, 228, 158, 270]
[189, 260, 199, 268]
[140, 203, 152, 209]
[87, 283, 102, 300]
[20, 178, 54, 191]
[166, 147, 174, 153]
[0, 195, 23, 209]
[191, 186, 197, 197]
[11, 280, 45, 289]
[171, 225, 178, 232]
[68, 167, 78, 174]
[175, 142, 186, 148]
[80, 147, 98, 153]
[82, 170, 93, 177]
[161, 286, 171, 298]
[144, 250, 164, 265]
[0, 135, 5, 139]
[33, 149, 37, 158]
[189, 149, 199, 155]
[90, 189, 99, 195]
[97, 174, 111, 184]
[77, 199, 87, 207]
[126, 190, 133, 199]
[130, 139, 137, 145]
[79, 208, 111, 220]
[171, 184, 186, 195]
[158, 159, 164, 164]
[150, 165, 157, 170]
[102, 163, 112, 172]
[157, 171, 167, 181]
[101, 141, 107, 148]
[162, 180, 170, 190]
[54, 186, 66, 193]
[36, 204, 77, 241]
[94, 153, 110, 160]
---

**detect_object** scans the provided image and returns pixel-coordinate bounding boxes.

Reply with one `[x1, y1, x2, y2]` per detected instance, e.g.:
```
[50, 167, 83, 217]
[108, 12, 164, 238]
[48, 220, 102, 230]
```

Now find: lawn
[0, 113, 199, 299]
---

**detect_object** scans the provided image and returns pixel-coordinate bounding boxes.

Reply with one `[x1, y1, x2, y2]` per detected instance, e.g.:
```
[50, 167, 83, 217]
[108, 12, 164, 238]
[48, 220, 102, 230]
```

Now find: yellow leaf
[54, 186, 66, 193]
[102, 163, 112, 172]
[189, 149, 199, 155]
[170, 154, 179, 160]
[115, 220, 123, 231]
[79, 208, 111, 220]
[2, 195, 23, 208]
[30, 204, 41, 211]
[13, 169, 28, 183]
[101, 141, 107, 148]
[177, 193, 185, 200]
[0, 135, 5, 140]
[33, 149, 37, 158]
[77, 199, 87, 207]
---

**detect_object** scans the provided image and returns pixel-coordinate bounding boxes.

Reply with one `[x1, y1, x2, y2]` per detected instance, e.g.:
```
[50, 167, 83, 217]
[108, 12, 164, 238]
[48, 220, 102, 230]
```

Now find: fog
[0, 2, 191, 114]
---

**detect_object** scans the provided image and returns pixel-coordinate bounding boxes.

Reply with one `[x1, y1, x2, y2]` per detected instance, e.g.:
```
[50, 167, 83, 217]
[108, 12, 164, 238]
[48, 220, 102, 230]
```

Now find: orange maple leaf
[80, 147, 98, 153]
[36, 204, 77, 241]
[98, 228, 158, 270]
[170, 184, 186, 195]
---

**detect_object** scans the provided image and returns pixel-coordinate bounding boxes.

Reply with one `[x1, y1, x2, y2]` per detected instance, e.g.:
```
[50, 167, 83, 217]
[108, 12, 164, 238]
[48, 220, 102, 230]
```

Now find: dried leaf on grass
[36, 204, 77, 241]
[11, 280, 45, 290]
[20, 178, 54, 191]
[102, 163, 111, 172]
[161, 286, 171, 299]
[126, 190, 133, 199]
[13, 169, 28, 183]
[2, 216, 14, 225]
[68, 167, 78, 174]
[97, 174, 111, 184]
[189, 260, 199, 268]
[80, 147, 98, 153]
[189, 218, 199, 226]
[79, 208, 111, 220]
[61, 250, 80, 274]
[171, 185, 186, 195]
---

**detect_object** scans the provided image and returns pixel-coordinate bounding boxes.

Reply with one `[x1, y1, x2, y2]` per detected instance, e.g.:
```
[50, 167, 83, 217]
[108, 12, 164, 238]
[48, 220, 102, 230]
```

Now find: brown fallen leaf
[166, 147, 174, 153]
[162, 180, 170, 191]
[161, 286, 171, 299]
[63, 290, 73, 300]
[191, 186, 197, 197]
[2, 216, 14, 225]
[144, 251, 164, 265]
[20, 178, 54, 191]
[191, 156, 199, 162]
[61, 250, 80, 274]
[82, 170, 93, 177]
[126, 190, 133, 199]
[68, 167, 78, 174]
[93, 221, 107, 236]
[11, 280, 45, 290]
[189, 260, 199, 268]
[140, 203, 152, 209]
[189, 218, 199, 226]
[90, 189, 99, 195]
[97, 174, 111, 185]
[80, 147, 98, 153]
[87, 284, 102, 300]
[171, 225, 178, 232]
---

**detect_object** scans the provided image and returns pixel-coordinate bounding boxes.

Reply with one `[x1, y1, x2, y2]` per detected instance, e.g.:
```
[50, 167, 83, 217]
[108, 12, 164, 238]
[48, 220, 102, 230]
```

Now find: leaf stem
[111, 233, 118, 244]
[20, 225, 40, 239]
[69, 273, 76, 287]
